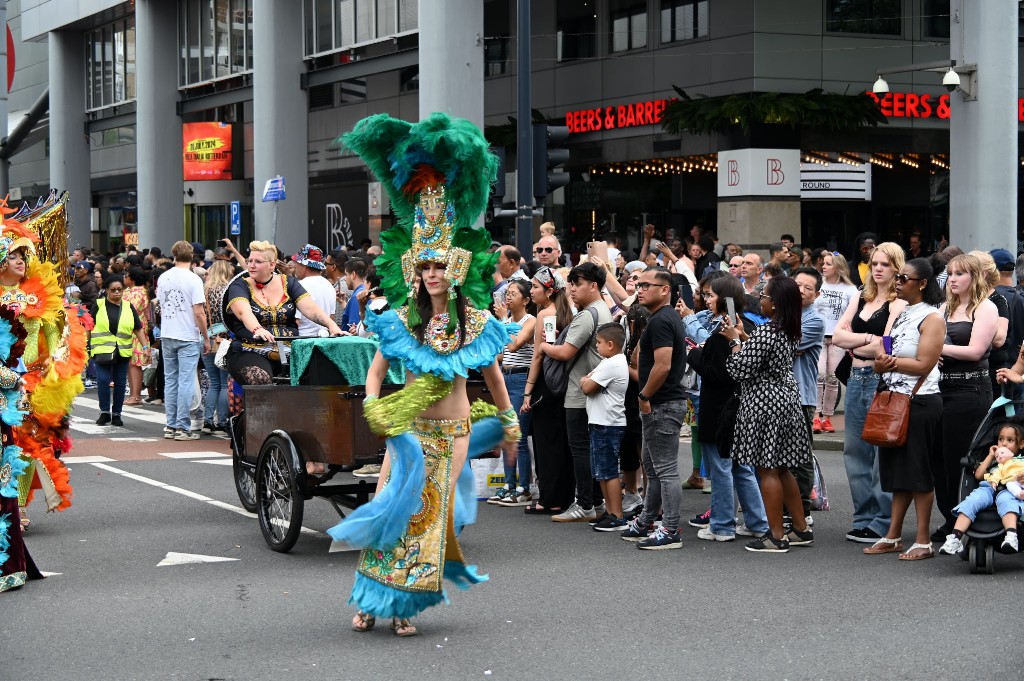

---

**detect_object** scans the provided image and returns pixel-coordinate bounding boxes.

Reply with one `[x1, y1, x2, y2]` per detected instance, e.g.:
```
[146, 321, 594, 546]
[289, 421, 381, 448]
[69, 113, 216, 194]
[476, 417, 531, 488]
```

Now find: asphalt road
[3, 393, 1020, 681]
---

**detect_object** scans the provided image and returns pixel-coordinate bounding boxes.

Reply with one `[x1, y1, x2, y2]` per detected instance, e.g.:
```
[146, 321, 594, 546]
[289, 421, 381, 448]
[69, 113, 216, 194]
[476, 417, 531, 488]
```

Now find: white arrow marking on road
[40, 571, 63, 577]
[158, 451, 229, 459]
[89, 463, 325, 537]
[110, 437, 158, 442]
[195, 459, 233, 466]
[157, 552, 240, 567]
[62, 455, 115, 464]
[68, 416, 130, 435]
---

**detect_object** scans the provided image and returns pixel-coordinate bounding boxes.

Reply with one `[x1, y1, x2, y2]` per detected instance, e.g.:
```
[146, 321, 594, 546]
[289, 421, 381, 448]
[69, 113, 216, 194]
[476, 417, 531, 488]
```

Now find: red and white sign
[867, 91, 1024, 122]
[565, 98, 675, 134]
[718, 149, 801, 198]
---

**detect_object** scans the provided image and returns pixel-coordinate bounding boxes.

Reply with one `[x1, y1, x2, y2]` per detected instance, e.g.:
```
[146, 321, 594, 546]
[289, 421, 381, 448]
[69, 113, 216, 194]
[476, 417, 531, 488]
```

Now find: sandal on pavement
[392, 618, 418, 637]
[123, 397, 143, 406]
[523, 503, 560, 515]
[863, 537, 903, 555]
[898, 543, 934, 561]
[352, 611, 375, 632]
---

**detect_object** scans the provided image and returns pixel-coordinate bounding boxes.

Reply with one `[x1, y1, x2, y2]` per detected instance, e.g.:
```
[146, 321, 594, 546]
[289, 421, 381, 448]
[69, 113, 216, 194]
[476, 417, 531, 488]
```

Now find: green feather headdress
[340, 113, 499, 322]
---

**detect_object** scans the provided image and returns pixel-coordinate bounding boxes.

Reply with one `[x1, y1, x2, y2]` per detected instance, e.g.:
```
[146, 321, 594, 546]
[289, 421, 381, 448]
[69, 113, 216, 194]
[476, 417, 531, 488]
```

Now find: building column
[48, 31, 91, 250]
[135, 0, 183, 251]
[419, 0, 484, 128]
[252, 0, 308, 254]
[716, 148, 801, 254]
[949, 0, 1018, 250]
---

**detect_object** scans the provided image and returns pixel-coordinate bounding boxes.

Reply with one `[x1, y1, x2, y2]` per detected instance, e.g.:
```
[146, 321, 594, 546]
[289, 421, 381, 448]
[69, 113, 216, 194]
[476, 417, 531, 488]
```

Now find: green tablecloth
[289, 336, 405, 386]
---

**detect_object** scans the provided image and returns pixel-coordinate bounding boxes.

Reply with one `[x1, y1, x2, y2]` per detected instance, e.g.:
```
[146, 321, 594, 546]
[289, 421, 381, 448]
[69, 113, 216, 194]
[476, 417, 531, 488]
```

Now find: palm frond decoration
[661, 87, 888, 136]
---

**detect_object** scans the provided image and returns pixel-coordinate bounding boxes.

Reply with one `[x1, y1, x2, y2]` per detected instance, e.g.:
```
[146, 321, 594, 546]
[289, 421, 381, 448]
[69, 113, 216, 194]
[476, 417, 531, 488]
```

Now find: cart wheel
[233, 450, 258, 513]
[256, 435, 304, 553]
[984, 544, 996, 575]
[958, 541, 969, 561]
[969, 541, 983, 574]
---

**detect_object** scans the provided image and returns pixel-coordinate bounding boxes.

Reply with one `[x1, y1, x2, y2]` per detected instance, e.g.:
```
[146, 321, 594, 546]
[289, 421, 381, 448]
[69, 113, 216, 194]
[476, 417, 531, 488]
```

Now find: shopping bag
[472, 458, 506, 500]
[810, 454, 829, 511]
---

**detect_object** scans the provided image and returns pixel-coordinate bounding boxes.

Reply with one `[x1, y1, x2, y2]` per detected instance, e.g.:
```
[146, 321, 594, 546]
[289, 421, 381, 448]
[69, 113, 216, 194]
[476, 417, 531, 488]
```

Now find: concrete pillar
[419, 0, 484, 128]
[253, 0, 308, 254]
[949, 0, 1018, 250]
[715, 148, 801, 253]
[48, 31, 91, 249]
[136, 0, 183, 250]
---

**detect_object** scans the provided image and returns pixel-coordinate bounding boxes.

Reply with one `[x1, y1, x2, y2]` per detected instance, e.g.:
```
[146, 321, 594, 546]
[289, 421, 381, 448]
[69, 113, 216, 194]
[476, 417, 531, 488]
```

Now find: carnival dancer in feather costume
[326, 113, 520, 637]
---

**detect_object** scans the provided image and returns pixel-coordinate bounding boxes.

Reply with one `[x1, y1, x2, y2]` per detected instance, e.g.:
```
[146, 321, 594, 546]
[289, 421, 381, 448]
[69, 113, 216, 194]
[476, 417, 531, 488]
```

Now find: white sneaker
[622, 492, 643, 516]
[736, 524, 758, 537]
[938, 533, 965, 555]
[163, 427, 175, 440]
[552, 502, 597, 523]
[174, 429, 200, 441]
[679, 424, 692, 439]
[1002, 531, 1019, 553]
[697, 527, 735, 542]
[806, 515, 814, 527]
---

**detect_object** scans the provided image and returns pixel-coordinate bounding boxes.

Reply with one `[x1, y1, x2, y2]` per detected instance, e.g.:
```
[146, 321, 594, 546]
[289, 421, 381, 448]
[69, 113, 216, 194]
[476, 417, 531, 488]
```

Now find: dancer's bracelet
[503, 425, 522, 442]
[498, 407, 518, 427]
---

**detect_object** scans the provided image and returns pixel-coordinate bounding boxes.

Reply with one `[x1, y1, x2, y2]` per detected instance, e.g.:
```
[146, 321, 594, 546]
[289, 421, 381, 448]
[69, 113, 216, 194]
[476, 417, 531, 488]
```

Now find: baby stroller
[954, 394, 1024, 574]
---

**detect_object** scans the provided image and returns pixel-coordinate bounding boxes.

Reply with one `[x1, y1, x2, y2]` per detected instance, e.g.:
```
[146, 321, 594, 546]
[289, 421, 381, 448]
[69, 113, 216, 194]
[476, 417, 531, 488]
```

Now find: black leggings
[226, 350, 283, 387]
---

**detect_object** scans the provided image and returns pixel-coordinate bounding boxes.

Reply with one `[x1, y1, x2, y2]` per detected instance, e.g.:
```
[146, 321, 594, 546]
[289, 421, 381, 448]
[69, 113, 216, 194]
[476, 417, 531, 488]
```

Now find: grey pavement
[3, 394, 1019, 681]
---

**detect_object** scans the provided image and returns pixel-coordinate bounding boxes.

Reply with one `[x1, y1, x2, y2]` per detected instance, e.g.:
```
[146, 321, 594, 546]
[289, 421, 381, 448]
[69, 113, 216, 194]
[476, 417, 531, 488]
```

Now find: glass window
[188, 0, 201, 83]
[398, 0, 417, 32]
[661, 0, 707, 43]
[317, 0, 333, 53]
[339, 77, 367, 103]
[337, 0, 355, 47]
[201, 0, 216, 80]
[355, 0, 374, 42]
[125, 17, 136, 99]
[399, 66, 418, 92]
[484, 0, 510, 76]
[245, 0, 253, 70]
[303, 0, 315, 53]
[180, 0, 253, 86]
[232, 0, 247, 71]
[102, 26, 114, 106]
[609, 0, 647, 53]
[825, 0, 902, 35]
[377, 0, 398, 36]
[922, 0, 949, 39]
[114, 22, 125, 102]
[216, 0, 231, 77]
[557, 0, 596, 62]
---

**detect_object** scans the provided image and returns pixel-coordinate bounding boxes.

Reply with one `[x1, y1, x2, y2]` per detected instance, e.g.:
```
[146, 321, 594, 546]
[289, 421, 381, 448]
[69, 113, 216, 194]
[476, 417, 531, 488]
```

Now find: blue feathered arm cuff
[453, 415, 504, 534]
[365, 309, 518, 381]
[325, 432, 425, 550]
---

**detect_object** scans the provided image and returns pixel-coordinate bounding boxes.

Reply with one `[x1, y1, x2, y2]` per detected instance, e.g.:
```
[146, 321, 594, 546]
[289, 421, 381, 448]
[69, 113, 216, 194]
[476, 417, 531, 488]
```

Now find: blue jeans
[637, 399, 687, 532]
[162, 337, 202, 431]
[502, 371, 533, 488]
[704, 441, 769, 536]
[843, 367, 891, 535]
[954, 482, 1024, 520]
[202, 352, 229, 425]
[96, 360, 129, 415]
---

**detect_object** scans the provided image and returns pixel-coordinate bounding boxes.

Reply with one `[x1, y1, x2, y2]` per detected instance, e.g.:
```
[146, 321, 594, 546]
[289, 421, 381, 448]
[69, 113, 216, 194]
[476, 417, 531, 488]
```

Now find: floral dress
[725, 323, 812, 469]
[122, 285, 150, 367]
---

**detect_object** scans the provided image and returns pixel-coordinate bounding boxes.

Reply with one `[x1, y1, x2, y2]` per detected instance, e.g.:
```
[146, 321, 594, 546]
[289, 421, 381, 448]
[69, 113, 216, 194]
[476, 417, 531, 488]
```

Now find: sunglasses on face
[534, 247, 555, 254]
[895, 273, 922, 284]
[728, 263, 741, 268]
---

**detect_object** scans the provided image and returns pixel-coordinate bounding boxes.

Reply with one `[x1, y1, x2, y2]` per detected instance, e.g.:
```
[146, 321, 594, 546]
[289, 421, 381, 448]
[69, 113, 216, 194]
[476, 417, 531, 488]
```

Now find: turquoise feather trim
[0, 513, 10, 568]
[0, 445, 27, 498]
[348, 571, 446, 619]
[454, 415, 504, 533]
[443, 561, 489, 591]
[366, 308, 518, 381]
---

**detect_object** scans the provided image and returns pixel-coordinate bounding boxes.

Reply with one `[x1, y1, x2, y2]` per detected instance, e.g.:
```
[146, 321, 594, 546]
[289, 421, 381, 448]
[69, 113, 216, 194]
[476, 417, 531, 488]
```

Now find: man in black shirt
[621, 267, 688, 550]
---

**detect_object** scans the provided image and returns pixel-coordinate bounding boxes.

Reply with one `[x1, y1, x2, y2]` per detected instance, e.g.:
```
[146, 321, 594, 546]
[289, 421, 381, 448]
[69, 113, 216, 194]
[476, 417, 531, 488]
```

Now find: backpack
[542, 307, 599, 399]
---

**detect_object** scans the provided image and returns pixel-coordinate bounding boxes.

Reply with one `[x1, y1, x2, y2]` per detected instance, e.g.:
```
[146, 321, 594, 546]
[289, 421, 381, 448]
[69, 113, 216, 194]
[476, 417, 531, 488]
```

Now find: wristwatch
[638, 392, 650, 402]
[728, 338, 742, 348]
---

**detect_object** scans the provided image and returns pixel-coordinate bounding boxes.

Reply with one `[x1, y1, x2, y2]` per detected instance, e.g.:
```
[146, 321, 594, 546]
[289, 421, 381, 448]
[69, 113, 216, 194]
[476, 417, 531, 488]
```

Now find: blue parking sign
[230, 201, 241, 235]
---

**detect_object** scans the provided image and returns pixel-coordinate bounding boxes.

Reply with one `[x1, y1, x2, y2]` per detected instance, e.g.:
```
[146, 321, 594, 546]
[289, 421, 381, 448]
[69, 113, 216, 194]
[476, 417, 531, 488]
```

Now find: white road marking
[40, 571, 63, 577]
[89, 463, 324, 537]
[195, 459, 233, 466]
[68, 416, 131, 436]
[329, 540, 360, 553]
[157, 552, 240, 567]
[110, 437, 158, 442]
[75, 397, 168, 425]
[62, 455, 115, 464]
[158, 451, 228, 459]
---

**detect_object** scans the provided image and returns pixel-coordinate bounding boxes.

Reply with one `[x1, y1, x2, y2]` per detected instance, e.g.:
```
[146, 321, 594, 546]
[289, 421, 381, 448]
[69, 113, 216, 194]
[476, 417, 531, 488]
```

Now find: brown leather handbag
[861, 375, 926, 448]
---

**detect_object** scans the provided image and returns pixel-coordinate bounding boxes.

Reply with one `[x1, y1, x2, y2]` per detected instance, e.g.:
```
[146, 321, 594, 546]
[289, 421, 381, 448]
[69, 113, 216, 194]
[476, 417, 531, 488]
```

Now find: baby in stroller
[938, 422, 1024, 555]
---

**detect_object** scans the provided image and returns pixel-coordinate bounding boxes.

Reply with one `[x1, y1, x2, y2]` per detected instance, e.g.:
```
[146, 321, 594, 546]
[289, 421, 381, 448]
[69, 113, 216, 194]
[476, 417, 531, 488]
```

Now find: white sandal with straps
[863, 536, 903, 554]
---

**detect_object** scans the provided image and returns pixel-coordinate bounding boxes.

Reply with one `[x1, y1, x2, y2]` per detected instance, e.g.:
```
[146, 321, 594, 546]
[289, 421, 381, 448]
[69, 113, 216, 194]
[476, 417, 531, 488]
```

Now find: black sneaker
[637, 526, 683, 550]
[688, 508, 711, 529]
[111, 415, 124, 427]
[745, 532, 790, 553]
[589, 511, 610, 526]
[785, 527, 814, 546]
[96, 412, 111, 426]
[846, 527, 882, 543]
[593, 514, 628, 532]
[202, 421, 214, 434]
[621, 517, 655, 542]
[930, 522, 954, 543]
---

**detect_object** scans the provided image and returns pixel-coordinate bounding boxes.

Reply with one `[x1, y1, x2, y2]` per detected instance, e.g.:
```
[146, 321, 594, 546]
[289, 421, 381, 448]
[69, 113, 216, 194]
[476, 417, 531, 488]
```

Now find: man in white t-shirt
[291, 244, 337, 336]
[157, 241, 210, 440]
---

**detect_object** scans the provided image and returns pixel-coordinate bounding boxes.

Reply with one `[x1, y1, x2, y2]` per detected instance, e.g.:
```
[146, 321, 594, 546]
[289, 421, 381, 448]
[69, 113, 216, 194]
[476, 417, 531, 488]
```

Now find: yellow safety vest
[91, 299, 135, 359]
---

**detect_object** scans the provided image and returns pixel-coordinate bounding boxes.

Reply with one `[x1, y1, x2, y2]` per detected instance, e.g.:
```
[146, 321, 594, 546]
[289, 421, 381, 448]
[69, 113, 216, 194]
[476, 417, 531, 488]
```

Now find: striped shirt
[502, 313, 534, 368]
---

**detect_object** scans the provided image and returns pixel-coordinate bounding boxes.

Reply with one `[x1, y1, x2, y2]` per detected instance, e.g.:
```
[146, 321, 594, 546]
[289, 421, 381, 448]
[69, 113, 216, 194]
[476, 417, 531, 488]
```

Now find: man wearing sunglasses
[533, 235, 561, 267]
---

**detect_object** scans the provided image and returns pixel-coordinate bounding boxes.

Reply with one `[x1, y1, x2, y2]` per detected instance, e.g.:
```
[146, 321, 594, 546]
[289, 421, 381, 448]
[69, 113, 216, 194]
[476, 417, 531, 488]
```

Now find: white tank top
[883, 302, 941, 395]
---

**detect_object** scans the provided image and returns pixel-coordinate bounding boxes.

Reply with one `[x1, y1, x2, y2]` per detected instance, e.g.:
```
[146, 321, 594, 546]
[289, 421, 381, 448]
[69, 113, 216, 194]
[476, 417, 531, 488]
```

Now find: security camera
[872, 76, 889, 95]
[942, 69, 960, 93]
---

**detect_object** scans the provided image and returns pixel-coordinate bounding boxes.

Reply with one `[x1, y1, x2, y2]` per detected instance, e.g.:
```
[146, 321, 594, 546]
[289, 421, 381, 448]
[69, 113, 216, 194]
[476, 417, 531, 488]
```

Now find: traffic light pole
[515, 0, 534, 257]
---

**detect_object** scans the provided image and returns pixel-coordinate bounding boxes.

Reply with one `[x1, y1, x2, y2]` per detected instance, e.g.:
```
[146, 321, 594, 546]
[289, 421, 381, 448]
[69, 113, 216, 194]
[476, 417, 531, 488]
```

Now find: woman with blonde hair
[931, 253, 999, 539]
[968, 250, 1011, 394]
[812, 252, 858, 433]
[201, 259, 235, 432]
[832, 242, 907, 544]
